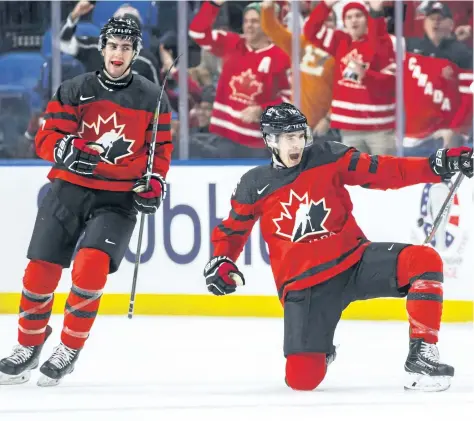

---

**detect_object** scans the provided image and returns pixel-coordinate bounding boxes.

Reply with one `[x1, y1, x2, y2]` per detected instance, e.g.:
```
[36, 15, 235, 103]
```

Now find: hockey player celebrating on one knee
[203, 103, 473, 392]
[0, 18, 172, 387]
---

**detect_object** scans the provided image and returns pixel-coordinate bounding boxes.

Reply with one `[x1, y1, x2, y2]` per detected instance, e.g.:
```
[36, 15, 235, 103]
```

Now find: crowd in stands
[0, 0, 472, 160]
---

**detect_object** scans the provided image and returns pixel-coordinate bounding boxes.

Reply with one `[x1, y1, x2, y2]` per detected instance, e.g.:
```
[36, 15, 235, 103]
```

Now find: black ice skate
[0, 325, 52, 385]
[326, 345, 337, 367]
[37, 343, 81, 387]
[404, 338, 454, 392]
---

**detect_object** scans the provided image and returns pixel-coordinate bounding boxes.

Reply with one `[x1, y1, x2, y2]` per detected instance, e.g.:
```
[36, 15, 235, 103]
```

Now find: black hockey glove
[429, 147, 473, 181]
[203, 256, 245, 296]
[54, 135, 103, 176]
[132, 173, 167, 214]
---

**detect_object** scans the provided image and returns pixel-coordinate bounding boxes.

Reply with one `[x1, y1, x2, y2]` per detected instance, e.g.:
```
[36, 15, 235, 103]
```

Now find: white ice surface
[0, 315, 472, 421]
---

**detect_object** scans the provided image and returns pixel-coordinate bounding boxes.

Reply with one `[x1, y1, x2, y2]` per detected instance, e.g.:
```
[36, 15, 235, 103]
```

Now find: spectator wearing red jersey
[189, 0, 291, 158]
[303, 0, 397, 156]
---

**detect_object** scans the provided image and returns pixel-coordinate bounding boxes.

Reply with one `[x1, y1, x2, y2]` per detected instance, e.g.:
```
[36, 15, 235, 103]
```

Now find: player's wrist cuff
[149, 173, 167, 199]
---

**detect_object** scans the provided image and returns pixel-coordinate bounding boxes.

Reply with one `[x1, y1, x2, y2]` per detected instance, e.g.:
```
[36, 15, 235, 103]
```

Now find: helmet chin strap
[270, 148, 287, 169]
[125, 49, 140, 70]
[264, 134, 287, 168]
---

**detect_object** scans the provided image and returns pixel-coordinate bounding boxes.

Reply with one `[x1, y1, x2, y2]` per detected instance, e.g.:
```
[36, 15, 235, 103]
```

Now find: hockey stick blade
[423, 172, 465, 245]
[128, 55, 181, 320]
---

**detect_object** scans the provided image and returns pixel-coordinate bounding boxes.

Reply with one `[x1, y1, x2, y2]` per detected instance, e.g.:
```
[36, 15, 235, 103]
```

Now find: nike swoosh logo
[388, 244, 394, 251]
[257, 184, 270, 195]
[105, 239, 116, 245]
[80, 95, 95, 101]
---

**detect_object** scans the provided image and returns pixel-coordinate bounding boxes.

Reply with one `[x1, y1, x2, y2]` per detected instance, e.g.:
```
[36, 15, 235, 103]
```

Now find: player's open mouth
[289, 152, 301, 160]
[111, 60, 124, 67]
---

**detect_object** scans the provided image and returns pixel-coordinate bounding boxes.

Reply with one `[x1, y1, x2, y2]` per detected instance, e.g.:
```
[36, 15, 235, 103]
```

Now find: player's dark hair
[99, 17, 143, 58]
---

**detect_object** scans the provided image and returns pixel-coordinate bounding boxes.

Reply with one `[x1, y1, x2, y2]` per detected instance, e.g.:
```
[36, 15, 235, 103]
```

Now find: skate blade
[404, 372, 451, 392]
[0, 370, 32, 385]
[37, 374, 61, 387]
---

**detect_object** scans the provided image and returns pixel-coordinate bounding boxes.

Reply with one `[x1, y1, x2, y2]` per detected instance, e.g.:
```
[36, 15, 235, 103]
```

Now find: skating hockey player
[0, 17, 172, 387]
[203, 102, 473, 392]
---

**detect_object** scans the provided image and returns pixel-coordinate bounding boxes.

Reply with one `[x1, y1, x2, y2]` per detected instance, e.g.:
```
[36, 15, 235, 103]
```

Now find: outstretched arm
[339, 149, 441, 190]
[339, 146, 473, 189]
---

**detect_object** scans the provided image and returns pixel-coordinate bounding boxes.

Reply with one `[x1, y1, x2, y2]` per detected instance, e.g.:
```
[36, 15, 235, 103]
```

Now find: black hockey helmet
[260, 102, 313, 149]
[98, 17, 143, 58]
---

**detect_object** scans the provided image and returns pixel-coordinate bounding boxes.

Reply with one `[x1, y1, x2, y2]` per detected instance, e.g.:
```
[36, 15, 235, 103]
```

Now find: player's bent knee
[23, 260, 62, 292]
[397, 245, 443, 288]
[72, 248, 110, 289]
[285, 353, 326, 391]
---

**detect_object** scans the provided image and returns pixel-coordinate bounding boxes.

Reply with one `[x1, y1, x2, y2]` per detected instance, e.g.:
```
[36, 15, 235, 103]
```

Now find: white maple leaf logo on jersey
[341, 49, 366, 67]
[340, 49, 369, 87]
[273, 190, 331, 243]
[229, 69, 263, 105]
[77, 112, 135, 165]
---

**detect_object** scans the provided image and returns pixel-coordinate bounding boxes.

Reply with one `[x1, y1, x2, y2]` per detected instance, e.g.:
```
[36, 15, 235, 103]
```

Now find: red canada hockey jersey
[212, 142, 441, 302]
[35, 71, 172, 191]
[404, 53, 473, 143]
[303, 2, 396, 131]
[188, 1, 291, 148]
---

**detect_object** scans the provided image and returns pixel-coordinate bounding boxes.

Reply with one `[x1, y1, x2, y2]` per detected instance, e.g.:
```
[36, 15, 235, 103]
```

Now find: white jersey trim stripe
[459, 73, 473, 81]
[188, 30, 205, 39]
[214, 102, 243, 118]
[331, 100, 396, 112]
[331, 114, 395, 125]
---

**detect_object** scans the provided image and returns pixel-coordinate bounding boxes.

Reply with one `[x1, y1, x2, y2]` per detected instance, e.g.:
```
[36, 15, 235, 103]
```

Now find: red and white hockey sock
[18, 260, 62, 346]
[61, 248, 109, 349]
[397, 246, 443, 344]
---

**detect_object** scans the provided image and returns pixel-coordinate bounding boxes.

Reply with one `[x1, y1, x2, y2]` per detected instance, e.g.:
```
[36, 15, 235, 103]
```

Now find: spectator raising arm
[59, 0, 98, 64]
[188, 1, 241, 58]
[303, 0, 346, 56]
[261, 0, 294, 55]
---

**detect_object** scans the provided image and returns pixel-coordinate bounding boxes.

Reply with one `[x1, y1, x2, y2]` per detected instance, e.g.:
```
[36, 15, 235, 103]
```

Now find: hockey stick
[423, 172, 465, 245]
[128, 55, 181, 320]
